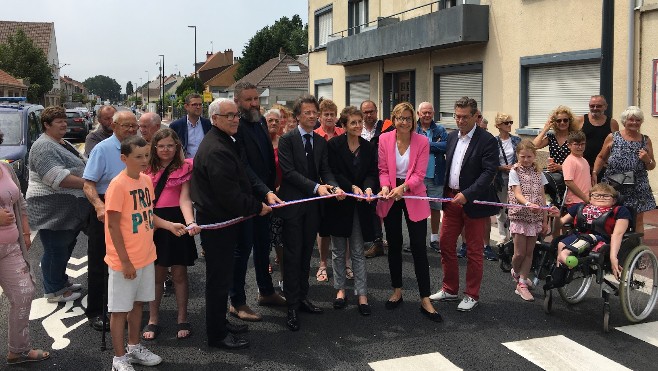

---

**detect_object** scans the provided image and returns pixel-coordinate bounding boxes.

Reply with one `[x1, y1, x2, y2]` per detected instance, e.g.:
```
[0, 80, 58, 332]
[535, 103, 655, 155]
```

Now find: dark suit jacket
[234, 117, 276, 199]
[190, 126, 261, 223]
[169, 115, 212, 154]
[444, 125, 500, 219]
[325, 134, 378, 241]
[276, 126, 337, 219]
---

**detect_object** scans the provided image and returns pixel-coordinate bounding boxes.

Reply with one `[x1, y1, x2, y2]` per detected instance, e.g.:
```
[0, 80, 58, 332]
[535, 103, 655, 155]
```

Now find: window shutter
[438, 71, 483, 123]
[349, 81, 370, 108]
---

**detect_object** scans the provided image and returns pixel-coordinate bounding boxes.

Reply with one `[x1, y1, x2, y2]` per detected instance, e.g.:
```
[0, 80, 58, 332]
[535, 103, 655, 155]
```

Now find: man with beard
[169, 93, 211, 158]
[229, 82, 286, 323]
[576, 95, 619, 180]
[85, 105, 116, 156]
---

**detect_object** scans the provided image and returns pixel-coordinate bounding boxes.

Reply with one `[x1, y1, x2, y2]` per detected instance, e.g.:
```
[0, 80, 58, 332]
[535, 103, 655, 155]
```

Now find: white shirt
[448, 124, 477, 190]
[498, 137, 514, 166]
[395, 141, 410, 179]
[361, 125, 377, 142]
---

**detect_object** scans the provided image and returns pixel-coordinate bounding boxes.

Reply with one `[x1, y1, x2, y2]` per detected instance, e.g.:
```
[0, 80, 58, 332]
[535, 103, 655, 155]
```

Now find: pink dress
[508, 166, 547, 237]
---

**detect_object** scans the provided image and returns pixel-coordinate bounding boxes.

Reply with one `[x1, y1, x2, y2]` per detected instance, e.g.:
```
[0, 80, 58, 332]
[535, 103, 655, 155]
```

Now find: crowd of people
[0, 89, 655, 368]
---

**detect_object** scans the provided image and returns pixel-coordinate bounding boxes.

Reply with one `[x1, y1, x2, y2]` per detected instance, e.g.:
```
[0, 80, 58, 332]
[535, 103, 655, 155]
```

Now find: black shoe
[333, 297, 347, 310]
[358, 304, 372, 316]
[299, 300, 323, 314]
[483, 245, 499, 261]
[420, 306, 443, 322]
[429, 241, 441, 253]
[457, 243, 467, 258]
[384, 297, 403, 310]
[89, 315, 110, 331]
[209, 333, 249, 350]
[226, 321, 248, 334]
[287, 309, 300, 331]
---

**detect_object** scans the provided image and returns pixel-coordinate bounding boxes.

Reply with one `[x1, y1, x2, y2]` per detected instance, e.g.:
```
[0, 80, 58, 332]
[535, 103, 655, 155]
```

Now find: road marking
[616, 321, 658, 348]
[369, 352, 462, 371]
[502, 335, 630, 371]
[68, 256, 88, 265]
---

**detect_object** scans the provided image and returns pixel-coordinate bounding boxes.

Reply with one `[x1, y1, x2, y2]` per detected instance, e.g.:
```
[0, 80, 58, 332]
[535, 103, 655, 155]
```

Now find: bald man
[138, 112, 166, 143]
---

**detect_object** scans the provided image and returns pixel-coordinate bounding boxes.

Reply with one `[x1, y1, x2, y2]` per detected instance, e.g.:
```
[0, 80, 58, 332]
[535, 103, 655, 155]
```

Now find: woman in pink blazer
[376, 102, 442, 322]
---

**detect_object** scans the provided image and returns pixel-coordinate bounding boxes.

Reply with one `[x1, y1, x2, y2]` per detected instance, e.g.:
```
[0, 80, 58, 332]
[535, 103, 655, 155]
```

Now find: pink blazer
[376, 130, 430, 222]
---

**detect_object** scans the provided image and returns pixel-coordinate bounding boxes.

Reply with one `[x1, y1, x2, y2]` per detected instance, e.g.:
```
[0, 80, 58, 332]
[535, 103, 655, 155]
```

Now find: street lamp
[145, 70, 150, 108]
[158, 54, 165, 117]
[188, 25, 197, 92]
[139, 77, 143, 108]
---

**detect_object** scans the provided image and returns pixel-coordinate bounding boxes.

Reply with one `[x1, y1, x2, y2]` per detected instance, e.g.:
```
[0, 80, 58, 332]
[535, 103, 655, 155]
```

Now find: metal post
[188, 26, 197, 92]
[145, 70, 150, 109]
[600, 0, 614, 116]
[159, 54, 165, 117]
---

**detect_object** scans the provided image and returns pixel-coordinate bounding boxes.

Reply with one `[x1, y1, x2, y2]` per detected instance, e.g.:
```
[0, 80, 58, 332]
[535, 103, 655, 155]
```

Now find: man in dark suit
[429, 97, 500, 312]
[277, 95, 344, 331]
[190, 98, 271, 349]
[229, 82, 286, 322]
[169, 93, 211, 158]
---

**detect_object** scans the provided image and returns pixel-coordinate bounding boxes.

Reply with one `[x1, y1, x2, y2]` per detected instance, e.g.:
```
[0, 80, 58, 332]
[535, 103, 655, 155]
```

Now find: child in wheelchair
[548, 183, 631, 289]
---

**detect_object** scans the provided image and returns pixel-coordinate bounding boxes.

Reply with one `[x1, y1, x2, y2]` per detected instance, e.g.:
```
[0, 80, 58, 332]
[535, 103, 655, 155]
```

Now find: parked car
[65, 109, 89, 141]
[0, 97, 44, 192]
[75, 107, 93, 130]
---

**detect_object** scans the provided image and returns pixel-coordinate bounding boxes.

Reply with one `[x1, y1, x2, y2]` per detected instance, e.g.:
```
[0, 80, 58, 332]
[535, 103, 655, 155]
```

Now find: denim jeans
[230, 215, 274, 307]
[39, 229, 79, 296]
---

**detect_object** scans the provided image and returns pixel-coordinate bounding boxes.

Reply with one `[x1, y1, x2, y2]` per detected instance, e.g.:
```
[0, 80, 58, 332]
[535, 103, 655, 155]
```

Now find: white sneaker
[429, 290, 459, 302]
[456, 296, 479, 311]
[47, 291, 81, 303]
[126, 343, 162, 366]
[112, 355, 135, 371]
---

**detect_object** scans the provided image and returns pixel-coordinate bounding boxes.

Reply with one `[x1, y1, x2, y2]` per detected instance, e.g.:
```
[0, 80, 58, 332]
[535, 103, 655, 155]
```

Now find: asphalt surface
[1, 227, 657, 370]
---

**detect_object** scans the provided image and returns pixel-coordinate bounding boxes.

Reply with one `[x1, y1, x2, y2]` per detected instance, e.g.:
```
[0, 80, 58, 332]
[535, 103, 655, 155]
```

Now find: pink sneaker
[515, 282, 534, 302]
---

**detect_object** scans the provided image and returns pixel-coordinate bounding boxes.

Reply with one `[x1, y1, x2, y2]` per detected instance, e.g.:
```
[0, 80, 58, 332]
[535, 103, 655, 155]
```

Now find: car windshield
[0, 112, 22, 145]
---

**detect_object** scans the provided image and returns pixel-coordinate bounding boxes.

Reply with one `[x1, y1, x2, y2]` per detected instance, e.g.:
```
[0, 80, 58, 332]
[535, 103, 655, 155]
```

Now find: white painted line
[644, 224, 656, 230]
[503, 335, 631, 371]
[617, 321, 658, 348]
[68, 256, 88, 265]
[65, 266, 88, 278]
[369, 352, 462, 371]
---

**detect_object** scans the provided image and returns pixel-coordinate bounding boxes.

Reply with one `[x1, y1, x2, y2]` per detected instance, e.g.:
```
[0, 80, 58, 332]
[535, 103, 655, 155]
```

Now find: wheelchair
[541, 210, 658, 332]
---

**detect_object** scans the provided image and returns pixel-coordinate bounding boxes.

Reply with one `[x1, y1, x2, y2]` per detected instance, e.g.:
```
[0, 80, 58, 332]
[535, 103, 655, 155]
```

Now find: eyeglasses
[156, 144, 176, 151]
[118, 124, 138, 129]
[590, 193, 614, 200]
[302, 110, 319, 117]
[501, 121, 513, 125]
[453, 114, 472, 122]
[189, 103, 203, 107]
[214, 112, 239, 120]
[589, 104, 604, 109]
[395, 116, 413, 123]
[554, 118, 570, 124]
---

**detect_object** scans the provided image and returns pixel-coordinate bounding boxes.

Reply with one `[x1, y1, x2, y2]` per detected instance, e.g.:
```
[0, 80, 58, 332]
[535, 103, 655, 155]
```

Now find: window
[434, 63, 483, 124]
[519, 50, 601, 131]
[315, 5, 333, 48]
[346, 75, 370, 107]
[348, 0, 368, 36]
[288, 64, 301, 73]
[315, 79, 333, 100]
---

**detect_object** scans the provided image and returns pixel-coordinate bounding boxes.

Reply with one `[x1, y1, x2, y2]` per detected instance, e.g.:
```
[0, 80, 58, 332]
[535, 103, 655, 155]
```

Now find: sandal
[316, 267, 328, 282]
[268, 264, 273, 274]
[141, 323, 161, 341]
[346, 266, 354, 280]
[6, 349, 50, 365]
[176, 322, 192, 340]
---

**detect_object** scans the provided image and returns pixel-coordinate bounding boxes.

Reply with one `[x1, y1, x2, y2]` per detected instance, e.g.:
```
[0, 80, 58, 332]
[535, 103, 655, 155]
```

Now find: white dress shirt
[448, 124, 477, 190]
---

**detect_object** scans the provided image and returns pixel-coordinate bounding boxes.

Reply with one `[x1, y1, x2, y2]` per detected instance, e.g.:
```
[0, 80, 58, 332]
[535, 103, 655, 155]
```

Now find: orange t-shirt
[104, 171, 157, 271]
[562, 154, 592, 205]
[314, 125, 345, 140]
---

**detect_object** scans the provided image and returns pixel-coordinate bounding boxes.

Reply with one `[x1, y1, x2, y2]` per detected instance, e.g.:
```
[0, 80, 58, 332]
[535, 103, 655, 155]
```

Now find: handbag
[494, 137, 509, 192]
[605, 171, 635, 188]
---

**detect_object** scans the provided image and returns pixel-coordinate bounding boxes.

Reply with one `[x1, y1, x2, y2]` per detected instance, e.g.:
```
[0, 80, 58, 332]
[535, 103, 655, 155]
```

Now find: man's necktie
[303, 133, 318, 182]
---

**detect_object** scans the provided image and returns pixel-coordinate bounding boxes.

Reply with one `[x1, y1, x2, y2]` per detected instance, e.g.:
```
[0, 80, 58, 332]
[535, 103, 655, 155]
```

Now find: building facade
[308, 0, 658, 192]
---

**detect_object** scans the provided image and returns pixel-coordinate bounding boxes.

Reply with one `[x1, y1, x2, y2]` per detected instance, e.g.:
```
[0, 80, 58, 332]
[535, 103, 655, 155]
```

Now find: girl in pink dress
[143, 128, 200, 340]
[507, 140, 550, 302]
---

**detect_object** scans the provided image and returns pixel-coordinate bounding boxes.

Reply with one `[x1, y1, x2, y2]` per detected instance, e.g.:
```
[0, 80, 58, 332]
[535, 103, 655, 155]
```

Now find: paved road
[1, 228, 657, 370]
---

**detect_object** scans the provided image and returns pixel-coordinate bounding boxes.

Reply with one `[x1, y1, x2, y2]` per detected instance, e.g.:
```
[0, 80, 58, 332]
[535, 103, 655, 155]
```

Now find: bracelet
[186, 222, 196, 227]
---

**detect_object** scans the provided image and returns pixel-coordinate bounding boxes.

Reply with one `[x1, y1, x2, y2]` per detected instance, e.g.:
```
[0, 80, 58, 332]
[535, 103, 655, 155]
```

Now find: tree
[0, 29, 53, 103]
[83, 75, 121, 102]
[235, 15, 308, 80]
[126, 81, 134, 96]
[175, 76, 203, 96]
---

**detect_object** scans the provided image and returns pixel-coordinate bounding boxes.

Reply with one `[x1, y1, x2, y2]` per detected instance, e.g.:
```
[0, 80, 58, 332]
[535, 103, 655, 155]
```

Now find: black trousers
[85, 207, 108, 319]
[382, 200, 431, 298]
[281, 203, 319, 310]
[199, 212, 238, 343]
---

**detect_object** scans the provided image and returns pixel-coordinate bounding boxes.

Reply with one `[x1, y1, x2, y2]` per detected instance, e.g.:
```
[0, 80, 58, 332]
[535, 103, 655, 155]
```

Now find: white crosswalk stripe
[369, 352, 462, 371]
[616, 321, 658, 348]
[502, 335, 631, 371]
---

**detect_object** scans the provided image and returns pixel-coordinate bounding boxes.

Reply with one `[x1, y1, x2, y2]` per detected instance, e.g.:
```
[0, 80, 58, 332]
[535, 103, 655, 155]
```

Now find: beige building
[308, 0, 658, 193]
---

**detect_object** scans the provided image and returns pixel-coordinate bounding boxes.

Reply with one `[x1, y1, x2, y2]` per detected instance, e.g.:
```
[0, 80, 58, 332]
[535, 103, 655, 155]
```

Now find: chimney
[279, 47, 285, 61]
[206, 52, 213, 61]
[225, 49, 233, 66]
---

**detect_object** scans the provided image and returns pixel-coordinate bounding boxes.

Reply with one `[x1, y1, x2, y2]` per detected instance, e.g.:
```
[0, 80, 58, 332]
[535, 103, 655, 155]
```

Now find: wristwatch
[402, 184, 409, 193]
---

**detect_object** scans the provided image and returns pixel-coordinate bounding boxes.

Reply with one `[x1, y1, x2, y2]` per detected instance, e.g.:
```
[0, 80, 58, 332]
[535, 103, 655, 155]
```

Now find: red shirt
[314, 125, 344, 140]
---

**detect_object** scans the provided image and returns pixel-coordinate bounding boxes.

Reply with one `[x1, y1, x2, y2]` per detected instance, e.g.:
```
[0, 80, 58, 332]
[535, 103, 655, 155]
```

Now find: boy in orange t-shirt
[562, 131, 592, 208]
[104, 136, 187, 371]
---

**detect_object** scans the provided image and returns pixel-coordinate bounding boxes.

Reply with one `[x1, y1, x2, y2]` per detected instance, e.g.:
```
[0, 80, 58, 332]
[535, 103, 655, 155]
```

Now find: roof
[60, 75, 85, 90]
[198, 50, 234, 72]
[205, 63, 240, 88]
[229, 55, 308, 91]
[0, 69, 27, 88]
[0, 21, 54, 56]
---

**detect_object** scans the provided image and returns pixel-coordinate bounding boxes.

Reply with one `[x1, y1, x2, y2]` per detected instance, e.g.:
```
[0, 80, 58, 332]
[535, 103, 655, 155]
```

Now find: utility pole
[145, 70, 150, 111]
[188, 26, 197, 92]
[159, 54, 165, 117]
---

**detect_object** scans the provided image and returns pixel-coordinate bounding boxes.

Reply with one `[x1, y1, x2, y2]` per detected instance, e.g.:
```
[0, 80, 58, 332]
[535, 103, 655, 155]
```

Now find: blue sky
[3, 0, 308, 92]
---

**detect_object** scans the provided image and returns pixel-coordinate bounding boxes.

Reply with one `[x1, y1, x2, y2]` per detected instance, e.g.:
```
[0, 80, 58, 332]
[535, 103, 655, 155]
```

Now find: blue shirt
[420, 127, 436, 179]
[83, 134, 125, 194]
[186, 116, 204, 158]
